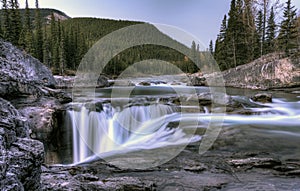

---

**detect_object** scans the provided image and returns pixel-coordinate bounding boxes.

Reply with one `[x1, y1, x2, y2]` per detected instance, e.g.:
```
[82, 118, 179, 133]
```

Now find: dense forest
[0, 0, 207, 76]
[214, 0, 300, 71]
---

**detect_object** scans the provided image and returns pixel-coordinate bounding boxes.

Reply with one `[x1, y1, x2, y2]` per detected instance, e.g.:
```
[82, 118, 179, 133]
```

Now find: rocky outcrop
[209, 53, 300, 90]
[0, 39, 71, 189]
[0, 98, 44, 191]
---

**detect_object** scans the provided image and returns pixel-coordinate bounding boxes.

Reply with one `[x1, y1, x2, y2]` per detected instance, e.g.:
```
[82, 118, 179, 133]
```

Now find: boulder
[138, 81, 151, 86]
[251, 93, 272, 103]
[187, 76, 207, 86]
[0, 39, 72, 103]
[0, 39, 56, 99]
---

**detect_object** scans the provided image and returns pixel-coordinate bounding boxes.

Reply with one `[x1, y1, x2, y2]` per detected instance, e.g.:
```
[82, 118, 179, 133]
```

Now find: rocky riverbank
[40, 122, 300, 190]
[0, 39, 72, 190]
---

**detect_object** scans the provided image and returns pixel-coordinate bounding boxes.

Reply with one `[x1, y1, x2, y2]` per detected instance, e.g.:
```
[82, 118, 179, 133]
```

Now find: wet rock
[14, 96, 68, 164]
[17, 97, 62, 141]
[41, 165, 156, 191]
[286, 170, 300, 176]
[183, 163, 207, 172]
[229, 157, 281, 169]
[40, 86, 72, 104]
[112, 79, 136, 86]
[88, 177, 155, 190]
[170, 81, 181, 85]
[137, 80, 167, 86]
[187, 76, 207, 86]
[251, 93, 272, 103]
[54, 75, 74, 88]
[138, 81, 151, 86]
[74, 173, 99, 182]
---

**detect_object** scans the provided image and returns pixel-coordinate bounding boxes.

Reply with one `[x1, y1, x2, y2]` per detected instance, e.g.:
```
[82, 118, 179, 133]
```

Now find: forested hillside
[4, 0, 297, 75]
[0, 0, 206, 76]
[214, 0, 300, 71]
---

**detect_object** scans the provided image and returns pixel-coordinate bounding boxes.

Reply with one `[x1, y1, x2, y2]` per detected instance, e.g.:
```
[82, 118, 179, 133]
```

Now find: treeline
[0, 0, 45, 61]
[0, 0, 205, 75]
[45, 18, 202, 75]
[214, 0, 299, 71]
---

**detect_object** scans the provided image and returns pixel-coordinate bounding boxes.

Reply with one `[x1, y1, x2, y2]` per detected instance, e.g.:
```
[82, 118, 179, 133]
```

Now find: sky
[21, 0, 300, 48]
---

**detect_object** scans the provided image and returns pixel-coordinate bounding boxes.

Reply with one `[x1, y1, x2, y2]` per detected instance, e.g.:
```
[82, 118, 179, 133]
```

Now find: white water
[68, 104, 201, 164]
[67, 95, 300, 165]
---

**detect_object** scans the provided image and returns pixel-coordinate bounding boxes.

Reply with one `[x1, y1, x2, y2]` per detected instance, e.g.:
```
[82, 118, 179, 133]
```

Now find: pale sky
[20, 0, 300, 48]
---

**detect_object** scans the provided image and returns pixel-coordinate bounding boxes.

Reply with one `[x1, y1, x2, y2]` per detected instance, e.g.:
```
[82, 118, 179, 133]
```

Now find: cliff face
[208, 53, 300, 90]
[0, 98, 44, 190]
[0, 39, 71, 190]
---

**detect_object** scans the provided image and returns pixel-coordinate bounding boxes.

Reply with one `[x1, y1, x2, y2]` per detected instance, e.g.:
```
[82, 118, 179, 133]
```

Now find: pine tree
[226, 0, 241, 68]
[34, 0, 43, 61]
[19, 0, 34, 53]
[255, 10, 264, 57]
[8, 0, 22, 45]
[190, 41, 198, 73]
[278, 0, 298, 55]
[24, 0, 31, 28]
[243, 0, 257, 62]
[209, 40, 214, 55]
[43, 25, 51, 67]
[1, 0, 11, 41]
[215, 15, 228, 71]
[265, 7, 277, 54]
[49, 12, 59, 72]
[59, 23, 66, 75]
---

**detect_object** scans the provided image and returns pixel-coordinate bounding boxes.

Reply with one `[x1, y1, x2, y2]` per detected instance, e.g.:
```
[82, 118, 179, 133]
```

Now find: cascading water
[65, 89, 300, 165]
[67, 103, 198, 164]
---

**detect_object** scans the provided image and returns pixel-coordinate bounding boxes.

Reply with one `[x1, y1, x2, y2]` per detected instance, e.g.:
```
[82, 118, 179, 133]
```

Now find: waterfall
[67, 103, 189, 164]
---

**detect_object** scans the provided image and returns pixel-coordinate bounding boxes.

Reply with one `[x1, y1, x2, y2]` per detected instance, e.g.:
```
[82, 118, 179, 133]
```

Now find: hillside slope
[0, 8, 70, 24]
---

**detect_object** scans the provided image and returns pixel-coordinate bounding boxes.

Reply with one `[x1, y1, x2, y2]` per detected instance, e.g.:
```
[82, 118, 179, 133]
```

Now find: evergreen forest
[1, 0, 299, 75]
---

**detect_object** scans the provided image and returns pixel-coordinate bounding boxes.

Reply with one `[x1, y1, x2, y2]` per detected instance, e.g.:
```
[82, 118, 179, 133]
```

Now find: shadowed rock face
[0, 38, 56, 99]
[0, 98, 44, 191]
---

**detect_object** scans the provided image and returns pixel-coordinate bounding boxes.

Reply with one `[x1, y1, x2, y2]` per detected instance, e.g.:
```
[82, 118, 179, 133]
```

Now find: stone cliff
[0, 38, 70, 190]
[205, 53, 300, 90]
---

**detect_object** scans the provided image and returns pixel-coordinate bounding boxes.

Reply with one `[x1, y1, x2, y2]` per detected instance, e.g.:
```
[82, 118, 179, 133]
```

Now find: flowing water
[60, 77, 300, 166]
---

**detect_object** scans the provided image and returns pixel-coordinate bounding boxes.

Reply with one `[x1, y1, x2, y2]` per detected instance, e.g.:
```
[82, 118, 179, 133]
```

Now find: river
[55, 76, 300, 171]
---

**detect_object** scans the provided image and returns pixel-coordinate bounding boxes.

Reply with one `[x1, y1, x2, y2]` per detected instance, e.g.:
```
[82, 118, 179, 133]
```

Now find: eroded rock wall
[204, 53, 300, 90]
[222, 54, 300, 89]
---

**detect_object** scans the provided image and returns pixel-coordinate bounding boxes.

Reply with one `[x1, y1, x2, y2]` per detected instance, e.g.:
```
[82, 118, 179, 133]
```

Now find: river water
[59, 76, 300, 168]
